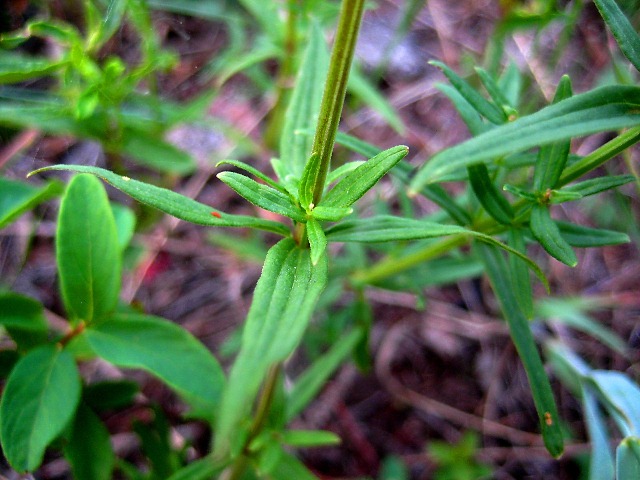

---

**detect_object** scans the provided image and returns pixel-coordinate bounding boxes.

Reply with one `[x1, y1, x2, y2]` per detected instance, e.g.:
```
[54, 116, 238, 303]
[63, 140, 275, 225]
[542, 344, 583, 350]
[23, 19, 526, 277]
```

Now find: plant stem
[352, 235, 468, 285]
[310, 0, 366, 205]
[221, 364, 282, 480]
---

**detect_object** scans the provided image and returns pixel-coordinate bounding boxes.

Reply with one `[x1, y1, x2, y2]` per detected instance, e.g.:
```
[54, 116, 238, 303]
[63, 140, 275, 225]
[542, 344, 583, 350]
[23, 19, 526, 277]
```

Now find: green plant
[1, 0, 639, 478]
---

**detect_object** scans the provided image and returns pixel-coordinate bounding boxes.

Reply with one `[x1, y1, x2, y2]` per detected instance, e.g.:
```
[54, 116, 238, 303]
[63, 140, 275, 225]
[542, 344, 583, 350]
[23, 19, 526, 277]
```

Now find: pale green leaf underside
[29, 165, 289, 236]
[410, 85, 640, 189]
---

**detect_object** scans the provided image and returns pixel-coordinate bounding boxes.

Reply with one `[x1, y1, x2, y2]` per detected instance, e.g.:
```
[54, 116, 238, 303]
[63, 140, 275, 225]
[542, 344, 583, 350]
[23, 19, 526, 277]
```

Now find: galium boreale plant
[16, 0, 640, 478]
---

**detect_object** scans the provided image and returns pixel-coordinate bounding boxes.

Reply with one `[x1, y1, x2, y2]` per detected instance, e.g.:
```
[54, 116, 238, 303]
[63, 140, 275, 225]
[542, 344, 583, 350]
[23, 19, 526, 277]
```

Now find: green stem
[221, 365, 282, 480]
[310, 0, 366, 205]
[352, 235, 468, 285]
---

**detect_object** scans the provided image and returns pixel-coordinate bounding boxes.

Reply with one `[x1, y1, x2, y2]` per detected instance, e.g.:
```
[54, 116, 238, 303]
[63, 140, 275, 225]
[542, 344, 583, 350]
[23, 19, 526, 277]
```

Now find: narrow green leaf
[215, 239, 327, 456]
[594, 0, 640, 72]
[430, 61, 507, 124]
[119, 128, 196, 175]
[320, 145, 409, 208]
[216, 159, 288, 193]
[498, 62, 522, 108]
[348, 66, 405, 134]
[84, 313, 225, 415]
[0, 177, 63, 228]
[410, 85, 640, 189]
[64, 403, 115, 480]
[334, 131, 381, 158]
[508, 228, 534, 318]
[0, 52, 63, 84]
[279, 21, 328, 179]
[166, 455, 228, 480]
[617, 437, 640, 480]
[217, 171, 305, 222]
[503, 183, 538, 202]
[147, 0, 230, 19]
[547, 189, 583, 204]
[468, 163, 514, 224]
[562, 174, 634, 197]
[530, 205, 578, 267]
[310, 205, 353, 222]
[215, 42, 280, 86]
[533, 75, 573, 191]
[28, 165, 289, 236]
[326, 215, 548, 289]
[279, 430, 341, 447]
[0, 292, 48, 349]
[557, 221, 630, 247]
[86, 0, 128, 51]
[475, 66, 513, 111]
[475, 242, 564, 457]
[306, 218, 327, 266]
[286, 328, 362, 421]
[299, 153, 322, 210]
[326, 161, 366, 184]
[436, 83, 488, 136]
[57, 174, 121, 323]
[0, 345, 81, 472]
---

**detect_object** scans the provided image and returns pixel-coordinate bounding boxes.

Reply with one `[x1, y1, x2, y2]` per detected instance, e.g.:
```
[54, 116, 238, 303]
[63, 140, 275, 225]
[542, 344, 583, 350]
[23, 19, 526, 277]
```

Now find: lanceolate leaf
[306, 217, 327, 266]
[0, 53, 63, 84]
[557, 221, 630, 247]
[215, 239, 327, 456]
[326, 215, 549, 289]
[533, 75, 573, 191]
[216, 159, 288, 193]
[28, 165, 289, 236]
[475, 242, 564, 457]
[530, 204, 578, 267]
[430, 61, 507, 124]
[562, 174, 635, 197]
[279, 21, 328, 179]
[84, 313, 225, 415]
[299, 153, 322, 210]
[593, 0, 640, 72]
[410, 85, 640, 190]
[468, 163, 514, 224]
[217, 171, 305, 222]
[57, 174, 121, 323]
[320, 145, 409, 208]
[0, 345, 81, 472]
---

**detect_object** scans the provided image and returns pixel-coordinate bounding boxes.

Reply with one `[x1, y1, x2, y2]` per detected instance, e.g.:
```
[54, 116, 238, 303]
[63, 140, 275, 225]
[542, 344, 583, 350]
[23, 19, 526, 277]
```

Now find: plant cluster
[0, 0, 639, 479]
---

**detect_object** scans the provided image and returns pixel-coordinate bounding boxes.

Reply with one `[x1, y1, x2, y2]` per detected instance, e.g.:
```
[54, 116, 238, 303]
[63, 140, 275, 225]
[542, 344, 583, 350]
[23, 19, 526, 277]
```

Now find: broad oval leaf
[57, 174, 121, 323]
[0, 345, 81, 472]
[84, 313, 225, 416]
[28, 165, 289, 236]
[410, 85, 640, 189]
